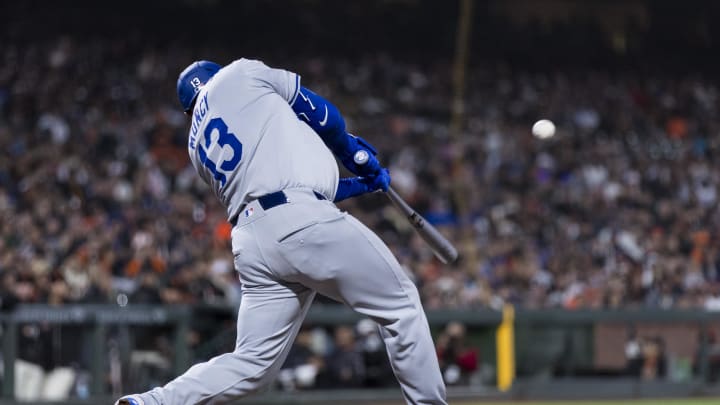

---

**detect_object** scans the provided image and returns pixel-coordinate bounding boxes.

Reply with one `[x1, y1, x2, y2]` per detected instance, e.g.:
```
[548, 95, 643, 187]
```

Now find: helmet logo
[190, 77, 203, 90]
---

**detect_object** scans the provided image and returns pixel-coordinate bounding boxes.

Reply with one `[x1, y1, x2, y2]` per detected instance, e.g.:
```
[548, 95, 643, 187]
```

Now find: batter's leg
[136, 279, 315, 405]
[274, 213, 447, 405]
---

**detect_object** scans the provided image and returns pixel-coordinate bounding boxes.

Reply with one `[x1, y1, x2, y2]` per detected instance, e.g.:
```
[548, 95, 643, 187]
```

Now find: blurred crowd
[272, 319, 480, 392]
[0, 37, 243, 313]
[2, 36, 720, 315]
[1, 0, 720, 396]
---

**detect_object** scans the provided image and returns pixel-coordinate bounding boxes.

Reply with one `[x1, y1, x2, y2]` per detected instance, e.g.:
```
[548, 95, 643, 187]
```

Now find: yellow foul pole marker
[496, 304, 515, 391]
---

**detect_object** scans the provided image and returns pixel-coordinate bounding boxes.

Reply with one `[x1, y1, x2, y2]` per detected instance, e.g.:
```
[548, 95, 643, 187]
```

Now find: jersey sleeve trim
[288, 74, 301, 106]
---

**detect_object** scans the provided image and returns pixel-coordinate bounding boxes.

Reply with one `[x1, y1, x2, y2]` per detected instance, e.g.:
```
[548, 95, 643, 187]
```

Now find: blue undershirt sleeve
[290, 86, 382, 176]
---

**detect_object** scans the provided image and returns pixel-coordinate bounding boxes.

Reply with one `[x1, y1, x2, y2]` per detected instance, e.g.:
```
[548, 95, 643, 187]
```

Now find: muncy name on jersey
[189, 93, 209, 150]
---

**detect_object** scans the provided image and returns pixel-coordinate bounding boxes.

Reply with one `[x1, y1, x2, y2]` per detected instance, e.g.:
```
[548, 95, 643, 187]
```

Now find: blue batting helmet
[177, 60, 222, 112]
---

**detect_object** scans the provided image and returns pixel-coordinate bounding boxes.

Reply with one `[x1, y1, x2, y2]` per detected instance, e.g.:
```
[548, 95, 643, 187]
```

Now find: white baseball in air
[532, 119, 556, 139]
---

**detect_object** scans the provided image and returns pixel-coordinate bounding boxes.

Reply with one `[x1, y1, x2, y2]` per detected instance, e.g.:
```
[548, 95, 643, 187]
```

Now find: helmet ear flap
[184, 98, 197, 115]
[177, 60, 222, 112]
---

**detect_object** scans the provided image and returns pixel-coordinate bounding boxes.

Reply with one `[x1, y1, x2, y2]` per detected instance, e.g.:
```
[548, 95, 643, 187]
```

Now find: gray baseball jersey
[187, 58, 339, 221]
[124, 59, 447, 405]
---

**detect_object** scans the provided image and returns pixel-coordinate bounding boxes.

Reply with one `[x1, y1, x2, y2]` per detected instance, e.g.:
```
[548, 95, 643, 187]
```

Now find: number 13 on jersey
[198, 117, 243, 187]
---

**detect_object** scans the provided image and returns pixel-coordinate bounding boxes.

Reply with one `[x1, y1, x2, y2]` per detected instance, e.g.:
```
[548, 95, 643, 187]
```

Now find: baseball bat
[352, 149, 458, 263]
[386, 186, 459, 264]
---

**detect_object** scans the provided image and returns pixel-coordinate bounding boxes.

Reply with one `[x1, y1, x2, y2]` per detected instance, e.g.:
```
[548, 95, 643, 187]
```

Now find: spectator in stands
[436, 321, 479, 385]
[624, 328, 643, 377]
[640, 336, 667, 380]
[278, 328, 327, 391]
[325, 326, 366, 388]
[355, 319, 394, 387]
[694, 330, 720, 383]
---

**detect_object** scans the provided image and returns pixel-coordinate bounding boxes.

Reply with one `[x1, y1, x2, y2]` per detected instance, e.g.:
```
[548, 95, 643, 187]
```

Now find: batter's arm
[333, 169, 391, 202]
[289, 86, 383, 177]
[334, 178, 372, 202]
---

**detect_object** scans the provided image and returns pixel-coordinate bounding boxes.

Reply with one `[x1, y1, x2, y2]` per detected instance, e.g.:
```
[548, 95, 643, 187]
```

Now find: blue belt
[229, 190, 326, 226]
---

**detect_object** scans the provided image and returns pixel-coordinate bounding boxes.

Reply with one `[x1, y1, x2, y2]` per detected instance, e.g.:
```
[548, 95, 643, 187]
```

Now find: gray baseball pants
[138, 188, 447, 404]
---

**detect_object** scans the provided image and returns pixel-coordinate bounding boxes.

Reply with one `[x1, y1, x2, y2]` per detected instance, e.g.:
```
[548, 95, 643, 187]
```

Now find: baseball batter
[116, 59, 447, 405]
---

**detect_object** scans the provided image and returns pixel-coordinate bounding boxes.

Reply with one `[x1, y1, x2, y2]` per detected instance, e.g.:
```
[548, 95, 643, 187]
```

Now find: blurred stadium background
[3, 0, 720, 403]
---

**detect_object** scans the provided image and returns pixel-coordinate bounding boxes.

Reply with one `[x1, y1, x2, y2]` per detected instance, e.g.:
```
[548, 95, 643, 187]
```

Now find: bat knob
[353, 150, 369, 165]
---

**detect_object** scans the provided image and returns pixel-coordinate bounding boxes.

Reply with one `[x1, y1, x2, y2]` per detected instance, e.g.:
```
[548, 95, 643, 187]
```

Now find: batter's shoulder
[227, 58, 271, 73]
